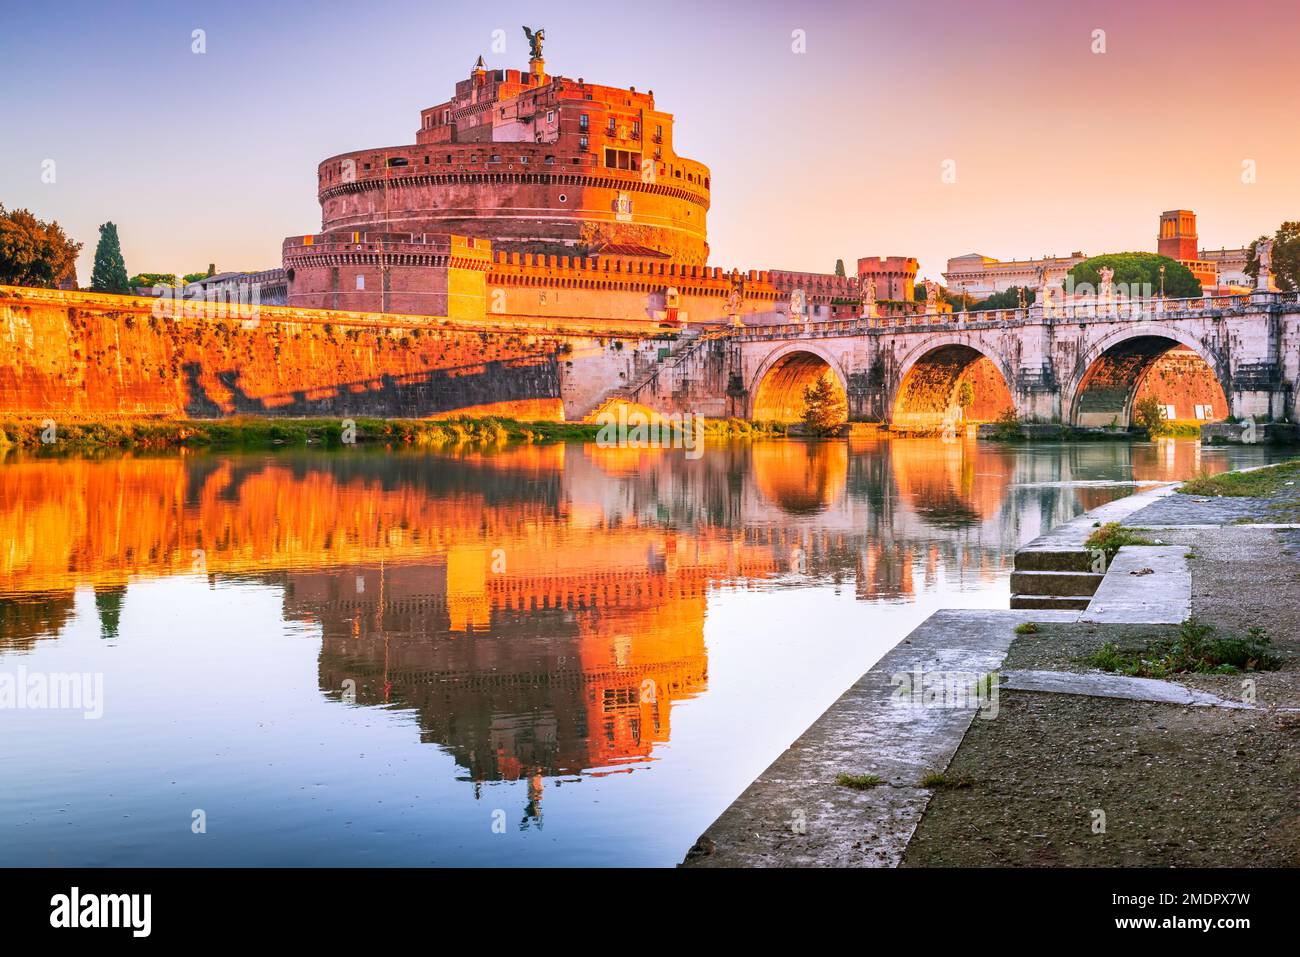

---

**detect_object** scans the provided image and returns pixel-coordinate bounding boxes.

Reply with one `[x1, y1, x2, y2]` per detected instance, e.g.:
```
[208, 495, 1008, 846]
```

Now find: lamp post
[1159, 263, 1166, 301]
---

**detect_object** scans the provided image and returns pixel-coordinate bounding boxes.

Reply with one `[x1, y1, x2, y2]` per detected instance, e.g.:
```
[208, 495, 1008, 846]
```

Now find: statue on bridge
[788, 288, 807, 322]
[727, 269, 746, 327]
[922, 278, 942, 316]
[1098, 265, 1115, 315]
[1257, 238, 1274, 291]
[859, 275, 877, 319]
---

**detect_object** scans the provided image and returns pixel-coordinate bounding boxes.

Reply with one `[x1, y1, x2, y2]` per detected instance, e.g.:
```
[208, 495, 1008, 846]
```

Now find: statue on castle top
[523, 26, 545, 60]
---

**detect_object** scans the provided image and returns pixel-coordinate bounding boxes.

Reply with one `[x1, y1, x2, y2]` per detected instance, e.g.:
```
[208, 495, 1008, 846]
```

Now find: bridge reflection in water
[0, 437, 1278, 858]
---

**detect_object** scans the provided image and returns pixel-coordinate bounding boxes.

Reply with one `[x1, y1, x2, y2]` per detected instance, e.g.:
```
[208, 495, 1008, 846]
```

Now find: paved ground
[902, 483, 1300, 868]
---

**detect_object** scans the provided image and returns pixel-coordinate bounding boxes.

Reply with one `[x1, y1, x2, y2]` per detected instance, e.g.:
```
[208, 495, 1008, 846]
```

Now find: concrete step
[1013, 548, 1095, 572]
[1009, 569, 1104, 597]
[1010, 594, 1093, 611]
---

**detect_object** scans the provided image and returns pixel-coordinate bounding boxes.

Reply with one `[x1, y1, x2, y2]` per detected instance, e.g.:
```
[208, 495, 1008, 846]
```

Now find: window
[579, 135, 588, 150]
[545, 155, 555, 164]
[490, 154, 501, 162]
[356, 275, 365, 290]
[579, 113, 588, 130]
[607, 117, 616, 133]
[519, 155, 528, 164]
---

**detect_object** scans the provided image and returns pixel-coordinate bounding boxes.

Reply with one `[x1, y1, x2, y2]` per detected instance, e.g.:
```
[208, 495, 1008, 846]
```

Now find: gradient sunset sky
[3, 0, 1297, 285]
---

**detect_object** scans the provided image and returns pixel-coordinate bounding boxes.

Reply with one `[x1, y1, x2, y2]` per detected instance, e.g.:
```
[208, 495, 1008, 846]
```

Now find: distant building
[944, 210, 1252, 298]
[182, 269, 287, 306]
[943, 253, 1085, 299]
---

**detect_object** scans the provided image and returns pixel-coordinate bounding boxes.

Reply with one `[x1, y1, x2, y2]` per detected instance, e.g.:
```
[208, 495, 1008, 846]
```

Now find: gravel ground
[902, 489, 1300, 868]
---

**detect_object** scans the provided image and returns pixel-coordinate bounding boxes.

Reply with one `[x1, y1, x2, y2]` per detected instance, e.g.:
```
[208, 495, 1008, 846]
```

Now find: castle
[279, 31, 920, 326]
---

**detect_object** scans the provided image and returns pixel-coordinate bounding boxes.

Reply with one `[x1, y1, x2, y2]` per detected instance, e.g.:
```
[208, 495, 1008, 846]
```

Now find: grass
[1082, 618, 1282, 678]
[1177, 459, 1300, 498]
[1014, 622, 1040, 635]
[834, 773, 882, 790]
[983, 409, 1023, 441]
[1147, 420, 1203, 438]
[0, 414, 787, 453]
[919, 771, 974, 790]
[1083, 522, 1155, 560]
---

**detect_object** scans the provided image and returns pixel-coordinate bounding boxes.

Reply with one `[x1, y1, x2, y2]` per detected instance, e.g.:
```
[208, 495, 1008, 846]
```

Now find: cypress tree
[90, 221, 130, 293]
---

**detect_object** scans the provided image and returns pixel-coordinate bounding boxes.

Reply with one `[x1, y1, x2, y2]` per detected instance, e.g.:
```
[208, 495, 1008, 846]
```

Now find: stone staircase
[1008, 484, 1175, 611]
[1009, 548, 1103, 610]
[580, 328, 707, 421]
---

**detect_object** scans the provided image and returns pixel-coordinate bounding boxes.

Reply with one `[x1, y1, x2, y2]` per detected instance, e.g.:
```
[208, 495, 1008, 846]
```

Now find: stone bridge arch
[889, 335, 1016, 432]
[1065, 323, 1229, 427]
[748, 343, 850, 423]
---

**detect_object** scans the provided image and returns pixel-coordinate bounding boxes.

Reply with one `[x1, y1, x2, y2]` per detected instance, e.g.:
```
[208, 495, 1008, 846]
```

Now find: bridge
[612, 291, 1300, 430]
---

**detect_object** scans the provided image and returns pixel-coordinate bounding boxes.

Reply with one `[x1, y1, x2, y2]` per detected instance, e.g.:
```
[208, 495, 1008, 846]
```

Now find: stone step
[1013, 548, 1095, 572]
[1009, 569, 1104, 597]
[1010, 594, 1093, 611]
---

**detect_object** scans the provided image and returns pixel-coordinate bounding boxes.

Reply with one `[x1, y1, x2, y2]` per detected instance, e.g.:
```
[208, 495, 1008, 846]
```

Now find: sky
[2, 0, 1297, 285]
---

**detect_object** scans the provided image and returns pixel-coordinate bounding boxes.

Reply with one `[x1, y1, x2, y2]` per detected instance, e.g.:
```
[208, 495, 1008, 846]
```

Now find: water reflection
[0, 437, 1283, 863]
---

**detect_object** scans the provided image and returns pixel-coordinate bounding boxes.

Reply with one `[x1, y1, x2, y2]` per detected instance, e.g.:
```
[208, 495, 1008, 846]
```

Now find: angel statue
[522, 26, 545, 59]
[1255, 238, 1274, 291]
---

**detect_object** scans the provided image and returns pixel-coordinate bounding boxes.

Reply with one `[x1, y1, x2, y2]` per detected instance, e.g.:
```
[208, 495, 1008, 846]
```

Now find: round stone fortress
[314, 52, 709, 265]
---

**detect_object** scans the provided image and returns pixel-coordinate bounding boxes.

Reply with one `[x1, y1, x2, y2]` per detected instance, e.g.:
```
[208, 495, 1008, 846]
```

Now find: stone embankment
[682, 462, 1300, 867]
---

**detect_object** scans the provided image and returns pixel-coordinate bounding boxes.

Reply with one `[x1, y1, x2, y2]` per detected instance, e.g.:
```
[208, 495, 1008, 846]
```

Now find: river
[0, 436, 1285, 866]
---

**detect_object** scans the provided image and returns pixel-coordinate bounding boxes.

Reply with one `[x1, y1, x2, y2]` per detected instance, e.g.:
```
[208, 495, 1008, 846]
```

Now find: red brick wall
[0, 288, 576, 420]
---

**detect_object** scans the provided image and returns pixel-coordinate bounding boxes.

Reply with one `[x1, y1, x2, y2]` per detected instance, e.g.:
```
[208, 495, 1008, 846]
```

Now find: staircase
[580, 328, 710, 421]
[1009, 547, 1104, 610]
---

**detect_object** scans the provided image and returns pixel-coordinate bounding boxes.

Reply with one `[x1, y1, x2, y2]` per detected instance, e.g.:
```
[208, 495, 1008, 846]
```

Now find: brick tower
[1157, 210, 1199, 262]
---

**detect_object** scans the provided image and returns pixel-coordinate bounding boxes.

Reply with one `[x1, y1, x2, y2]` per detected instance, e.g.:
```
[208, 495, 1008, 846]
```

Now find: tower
[1158, 210, 1198, 262]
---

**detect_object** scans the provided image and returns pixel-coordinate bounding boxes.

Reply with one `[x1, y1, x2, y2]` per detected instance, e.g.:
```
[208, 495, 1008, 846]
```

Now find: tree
[834, 259, 846, 278]
[1134, 395, 1168, 435]
[1068, 252, 1201, 299]
[970, 286, 1036, 311]
[801, 372, 847, 435]
[130, 272, 181, 289]
[0, 204, 82, 288]
[1245, 222, 1300, 292]
[90, 221, 130, 294]
[956, 380, 974, 416]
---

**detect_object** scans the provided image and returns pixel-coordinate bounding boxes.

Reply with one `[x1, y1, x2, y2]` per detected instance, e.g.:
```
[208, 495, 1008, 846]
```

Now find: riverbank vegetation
[1083, 618, 1281, 677]
[0, 414, 788, 453]
[1178, 458, 1300, 497]
[1083, 522, 1155, 560]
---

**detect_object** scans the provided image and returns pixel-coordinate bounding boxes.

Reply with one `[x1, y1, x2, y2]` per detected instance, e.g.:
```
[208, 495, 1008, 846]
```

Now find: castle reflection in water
[0, 436, 1221, 799]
